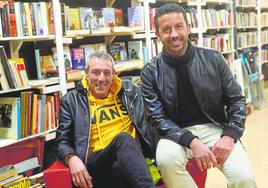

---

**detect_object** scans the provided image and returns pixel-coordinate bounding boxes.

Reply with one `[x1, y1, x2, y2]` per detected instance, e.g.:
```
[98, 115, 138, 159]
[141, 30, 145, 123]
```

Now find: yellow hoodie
[82, 75, 136, 152]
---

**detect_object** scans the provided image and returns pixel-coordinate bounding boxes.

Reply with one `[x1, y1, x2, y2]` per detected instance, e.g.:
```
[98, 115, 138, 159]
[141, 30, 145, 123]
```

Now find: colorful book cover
[79, 7, 93, 30]
[71, 48, 86, 70]
[0, 97, 21, 139]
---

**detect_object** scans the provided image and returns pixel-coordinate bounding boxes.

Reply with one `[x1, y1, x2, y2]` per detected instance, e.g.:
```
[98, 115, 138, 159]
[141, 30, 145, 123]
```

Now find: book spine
[34, 49, 43, 80]
[0, 46, 16, 88]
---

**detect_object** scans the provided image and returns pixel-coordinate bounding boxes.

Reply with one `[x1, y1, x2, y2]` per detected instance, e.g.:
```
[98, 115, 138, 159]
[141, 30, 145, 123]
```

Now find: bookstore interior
[0, 0, 267, 187]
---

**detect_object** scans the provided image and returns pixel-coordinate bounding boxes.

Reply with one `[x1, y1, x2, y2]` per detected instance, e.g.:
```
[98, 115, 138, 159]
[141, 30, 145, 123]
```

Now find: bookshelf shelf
[204, 0, 232, 5]
[0, 86, 32, 95]
[0, 128, 57, 148]
[237, 44, 258, 51]
[0, 35, 56, 42]
[236, 26, 258, 30]
[205, 25, 234, 31]
[221, 50, 236, 55]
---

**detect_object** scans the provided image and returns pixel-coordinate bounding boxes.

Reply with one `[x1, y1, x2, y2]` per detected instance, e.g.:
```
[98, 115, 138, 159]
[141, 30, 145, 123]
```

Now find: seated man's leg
[220, 141, 257, 188]
[156, 139, 197, 188]
[87, 132, 156, 188]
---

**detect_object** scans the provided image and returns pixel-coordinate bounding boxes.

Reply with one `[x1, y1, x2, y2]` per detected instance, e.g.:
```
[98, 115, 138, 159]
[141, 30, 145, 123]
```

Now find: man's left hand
[211, 136, 235, 165]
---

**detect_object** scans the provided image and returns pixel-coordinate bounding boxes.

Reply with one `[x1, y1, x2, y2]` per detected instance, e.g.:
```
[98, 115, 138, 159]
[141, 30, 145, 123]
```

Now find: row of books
[201, 9, 233, 28]
[261, 30, 268, 44]
[261, 13, 268, 26]
[261, 49, 268, 62]
[237, 31, 257, 48]
[47, 40, 145, 72]
[203, 33, 232, 53]
[236, 0, 256, 6]
[0, 91, 60, 140]
[0, 46, 29, 90]
[0, 163, 44, 188]
[61, 4, 145, 35]
[0, 1, 54, 38]
[236, 12, 257, 27]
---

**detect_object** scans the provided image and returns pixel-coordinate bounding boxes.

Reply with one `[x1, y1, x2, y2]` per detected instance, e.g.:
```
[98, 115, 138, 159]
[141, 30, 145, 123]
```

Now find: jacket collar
[162, 40, 195, 68]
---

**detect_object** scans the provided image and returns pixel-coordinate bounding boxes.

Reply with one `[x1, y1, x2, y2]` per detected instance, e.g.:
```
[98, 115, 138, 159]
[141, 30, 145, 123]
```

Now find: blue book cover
[71, 48, 86, 70]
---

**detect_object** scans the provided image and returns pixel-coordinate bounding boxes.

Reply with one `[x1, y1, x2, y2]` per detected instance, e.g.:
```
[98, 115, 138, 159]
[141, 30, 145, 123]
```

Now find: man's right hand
[67, 155, 93, 188]
[189, 138, 217, 171]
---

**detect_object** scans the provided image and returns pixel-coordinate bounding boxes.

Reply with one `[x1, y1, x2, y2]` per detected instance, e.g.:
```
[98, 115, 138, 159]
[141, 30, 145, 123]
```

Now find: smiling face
[87, 57, 114, 99]
[156, 12, 190, 57]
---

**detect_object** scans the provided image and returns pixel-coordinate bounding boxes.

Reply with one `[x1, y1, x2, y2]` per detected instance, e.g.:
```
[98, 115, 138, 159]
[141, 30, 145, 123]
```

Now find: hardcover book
[71, 48, 86, 70]
[79, 43, 107, 65]
[0, 98, 21, 139]
[79, 7, 93, 30]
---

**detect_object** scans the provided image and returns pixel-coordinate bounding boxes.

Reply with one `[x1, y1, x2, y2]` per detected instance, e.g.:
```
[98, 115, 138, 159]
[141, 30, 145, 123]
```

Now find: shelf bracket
[106, 0, 115, 7]
[9, 41, 23, 58]
[105, 35, 116, 45]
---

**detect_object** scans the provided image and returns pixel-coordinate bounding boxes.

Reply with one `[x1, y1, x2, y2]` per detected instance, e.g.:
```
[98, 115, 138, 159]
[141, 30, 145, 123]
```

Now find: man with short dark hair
[56, 52, 157, 188]
[141, 3, 256, 188]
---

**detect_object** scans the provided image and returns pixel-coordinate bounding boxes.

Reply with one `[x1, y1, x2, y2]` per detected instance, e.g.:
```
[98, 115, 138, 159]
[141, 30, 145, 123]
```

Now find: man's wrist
[65, 154, 75, 166]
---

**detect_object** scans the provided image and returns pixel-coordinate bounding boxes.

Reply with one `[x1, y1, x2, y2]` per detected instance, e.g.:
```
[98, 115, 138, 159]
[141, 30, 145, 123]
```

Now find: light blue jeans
[156, 123, 257, 188]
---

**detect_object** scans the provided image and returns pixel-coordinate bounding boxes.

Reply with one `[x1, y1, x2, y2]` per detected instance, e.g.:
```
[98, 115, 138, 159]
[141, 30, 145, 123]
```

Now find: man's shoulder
[194, 46, 222, 57]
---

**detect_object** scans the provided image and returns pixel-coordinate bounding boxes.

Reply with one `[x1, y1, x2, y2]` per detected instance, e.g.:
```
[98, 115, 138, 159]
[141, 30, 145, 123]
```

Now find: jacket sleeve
[55, 94, 77, 163]
[216, 53, 247, 141]
[140, 63, 197, 148]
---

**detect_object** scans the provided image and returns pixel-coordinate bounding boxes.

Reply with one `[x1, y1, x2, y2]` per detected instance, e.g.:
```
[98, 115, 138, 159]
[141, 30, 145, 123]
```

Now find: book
[115, 8, 123, 26]
[107, 42, 127, 62]
[71, 48, 86, 70]
[102, 7, 115, 27]
[13, 157, 40, 174]
[8, 58, 29, 87]
[128, 40, 144, 60]
[0, 46, 16, 89]
[0, 98, 21, 139]
[79, 43, 107, 64]
[0, 56, 10, 90]
[79, 7, 93, 30]
[2, 176, 30, 188]
[0, 165, 18, 182]
[68, 8, 81, 30]
[34, 49, 42, 80]
[52, 46, 71, 68]
[127, 6, 144, 30]
[0, 175, 23, 187]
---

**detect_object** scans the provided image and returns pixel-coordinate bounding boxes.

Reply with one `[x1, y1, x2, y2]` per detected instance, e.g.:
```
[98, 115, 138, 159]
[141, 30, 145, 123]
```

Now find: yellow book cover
[0, 165, 18, 182]
[68, 8, 81, 30]
[31, 94, 38, 135]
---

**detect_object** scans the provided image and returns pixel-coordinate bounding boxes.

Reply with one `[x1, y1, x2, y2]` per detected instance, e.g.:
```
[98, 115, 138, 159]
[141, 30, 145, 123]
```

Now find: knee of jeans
[115, 132, 136, 144]
[156, 149, 186, 170]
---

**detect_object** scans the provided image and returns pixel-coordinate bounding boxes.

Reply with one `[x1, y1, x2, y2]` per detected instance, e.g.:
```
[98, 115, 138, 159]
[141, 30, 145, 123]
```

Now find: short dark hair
[154, 3, 188, 33]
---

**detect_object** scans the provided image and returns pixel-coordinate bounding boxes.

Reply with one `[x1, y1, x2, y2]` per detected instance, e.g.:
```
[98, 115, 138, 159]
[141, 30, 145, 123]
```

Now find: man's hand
[211, 135, 234, 165]
[190, 138, 217, 171]
[67, 155, 93, 188]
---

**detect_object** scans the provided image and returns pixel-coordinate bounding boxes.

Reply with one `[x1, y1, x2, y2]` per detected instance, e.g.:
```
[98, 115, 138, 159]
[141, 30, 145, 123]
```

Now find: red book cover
[8, 1, 18, 37]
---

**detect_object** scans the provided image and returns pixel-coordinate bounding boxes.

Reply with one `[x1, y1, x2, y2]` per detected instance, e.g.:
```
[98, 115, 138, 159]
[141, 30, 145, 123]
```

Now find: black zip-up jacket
[141, 47, 247, 148]
[56, 79, 158, 164]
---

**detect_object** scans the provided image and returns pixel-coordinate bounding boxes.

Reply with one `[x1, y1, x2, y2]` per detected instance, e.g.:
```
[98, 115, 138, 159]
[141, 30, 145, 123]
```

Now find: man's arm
[56, 94, 92, 188]
[56, 95, 77, 162]
[217, 53, 247, 140]
[211, 54, 247, 164]
[140, 63, 196, 148]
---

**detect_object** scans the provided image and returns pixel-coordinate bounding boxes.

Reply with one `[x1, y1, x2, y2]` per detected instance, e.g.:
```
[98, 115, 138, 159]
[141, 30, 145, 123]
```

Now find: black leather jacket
[141, 47, 246, 147]
[56, 79, 158, 164]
